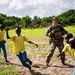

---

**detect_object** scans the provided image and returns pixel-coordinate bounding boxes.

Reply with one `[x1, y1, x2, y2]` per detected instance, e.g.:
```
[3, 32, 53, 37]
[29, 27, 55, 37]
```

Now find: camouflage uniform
[46, 24, 68, 64]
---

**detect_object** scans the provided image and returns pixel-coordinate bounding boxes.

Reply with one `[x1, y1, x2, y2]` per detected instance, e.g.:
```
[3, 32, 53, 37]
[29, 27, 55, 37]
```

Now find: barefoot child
[6, 26, 38, 71]
[0, 24, 9, 62]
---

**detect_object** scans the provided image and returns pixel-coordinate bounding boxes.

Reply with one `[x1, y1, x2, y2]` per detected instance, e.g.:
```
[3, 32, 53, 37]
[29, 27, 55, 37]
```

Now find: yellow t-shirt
[0, 30, 5, 41]
[9, 35, 29, 55]
[62, 44, 75, 59]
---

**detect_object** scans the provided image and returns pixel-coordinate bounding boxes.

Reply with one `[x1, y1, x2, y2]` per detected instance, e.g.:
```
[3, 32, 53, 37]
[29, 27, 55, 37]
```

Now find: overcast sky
[0, 0, 75, 18]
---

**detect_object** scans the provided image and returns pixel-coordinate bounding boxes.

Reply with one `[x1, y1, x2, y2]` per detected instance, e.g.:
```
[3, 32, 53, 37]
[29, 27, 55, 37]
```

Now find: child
[57, 33, 75, 75]
[69, 37, 75, 75]
[0, 24, 9, 62]
[6, 26, 38, 71]
[57, 33, 73, 58]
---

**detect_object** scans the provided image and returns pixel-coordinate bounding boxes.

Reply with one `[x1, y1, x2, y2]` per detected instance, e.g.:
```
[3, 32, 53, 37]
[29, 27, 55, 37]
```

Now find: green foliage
[0, 13, 6, 25]
[57, 9, 75, 26]
[21, 16, 31, 28]
[30, 16, 41, 28]
[0, 9, 75, 28]
[40, 17, 52, 27]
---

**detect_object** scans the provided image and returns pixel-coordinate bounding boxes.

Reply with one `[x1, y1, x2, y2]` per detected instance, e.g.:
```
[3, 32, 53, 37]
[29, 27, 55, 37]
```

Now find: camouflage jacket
[46, 24, 68, 43]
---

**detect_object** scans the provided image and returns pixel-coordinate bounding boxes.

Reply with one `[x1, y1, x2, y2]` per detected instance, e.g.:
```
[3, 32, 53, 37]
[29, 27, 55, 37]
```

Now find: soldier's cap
[52, 17, 58, 20]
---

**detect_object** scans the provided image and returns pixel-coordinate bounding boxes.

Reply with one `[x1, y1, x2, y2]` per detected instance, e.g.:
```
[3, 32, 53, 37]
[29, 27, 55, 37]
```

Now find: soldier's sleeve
[46, 26, 54, 37]
[60, 25, 68, 35]
[46, 26, 50, 36]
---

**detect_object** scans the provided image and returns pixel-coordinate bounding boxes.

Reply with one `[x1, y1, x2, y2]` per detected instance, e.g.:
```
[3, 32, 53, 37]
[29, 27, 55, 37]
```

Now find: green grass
[0, 63, 26, 75]
[6, 26, 75, 40]
[0, 69, 19, 75]
[64, 26, 75, 36]
[6, 28, 48, 41]
[0, 64, 19, 75]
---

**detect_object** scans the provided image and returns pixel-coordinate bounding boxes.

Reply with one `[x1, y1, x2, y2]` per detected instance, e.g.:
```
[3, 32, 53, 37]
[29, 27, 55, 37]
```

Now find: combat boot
[46, 62, 49, 66]
[61, 61, 66, 65]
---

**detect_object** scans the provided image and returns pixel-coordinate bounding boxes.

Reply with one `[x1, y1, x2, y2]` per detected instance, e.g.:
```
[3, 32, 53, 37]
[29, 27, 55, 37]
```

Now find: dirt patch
[0, 41, 74, 75]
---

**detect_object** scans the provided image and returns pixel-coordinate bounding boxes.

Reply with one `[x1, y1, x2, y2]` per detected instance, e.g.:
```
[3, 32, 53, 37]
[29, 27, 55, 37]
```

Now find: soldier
[46, 17, 68, 66]
[0, 24, 9, 62]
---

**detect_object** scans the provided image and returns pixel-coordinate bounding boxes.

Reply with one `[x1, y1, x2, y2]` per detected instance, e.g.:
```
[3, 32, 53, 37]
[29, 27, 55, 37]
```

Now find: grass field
[8, 26, 75, 39]
[0, 26, 75, 75]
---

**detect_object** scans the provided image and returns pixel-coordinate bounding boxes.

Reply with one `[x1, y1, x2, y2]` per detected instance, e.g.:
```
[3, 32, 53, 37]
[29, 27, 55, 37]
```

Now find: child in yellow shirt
[6, 26, 38, 71]
[57, 33, 75, 75]
[0, 24, 9, 62]
[57, 33, 74, 59]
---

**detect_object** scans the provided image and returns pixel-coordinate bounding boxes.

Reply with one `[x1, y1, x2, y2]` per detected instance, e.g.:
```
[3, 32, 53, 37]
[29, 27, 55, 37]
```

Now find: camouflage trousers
[46, 41, 65, 64]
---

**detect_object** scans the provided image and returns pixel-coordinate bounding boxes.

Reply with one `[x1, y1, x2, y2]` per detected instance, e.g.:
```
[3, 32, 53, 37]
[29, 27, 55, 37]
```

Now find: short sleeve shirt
[9, 35, 29, 55]
[62, 44, 75, 59]
[0, 30, 5, 41]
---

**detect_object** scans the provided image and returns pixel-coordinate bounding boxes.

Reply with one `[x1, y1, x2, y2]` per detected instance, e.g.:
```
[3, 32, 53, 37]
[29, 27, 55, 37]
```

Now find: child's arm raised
[5, 27, 10, 39]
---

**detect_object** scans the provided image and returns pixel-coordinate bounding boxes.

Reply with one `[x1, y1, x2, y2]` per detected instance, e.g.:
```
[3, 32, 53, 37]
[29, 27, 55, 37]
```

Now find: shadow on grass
[32, 63, 45, 68]
[30, 69, 49, 75]
[32, 63, 74, 69]
[0, 61, 74, 69]
[0, 62, 50, 75]
[48, 63, 74, 68]
[0, 61, 23, 67]
[8, 62, 23, 66]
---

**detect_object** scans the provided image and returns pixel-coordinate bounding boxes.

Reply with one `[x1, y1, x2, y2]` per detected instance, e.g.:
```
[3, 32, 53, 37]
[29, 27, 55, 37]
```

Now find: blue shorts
[0, 42, 7, 58]
[17, 51, 31, 69]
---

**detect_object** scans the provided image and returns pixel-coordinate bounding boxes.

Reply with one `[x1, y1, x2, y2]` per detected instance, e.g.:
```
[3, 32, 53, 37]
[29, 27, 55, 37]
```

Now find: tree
[4, 19, 13, 27]
[21, 16, 31, 28]
[0, 14, 6, 27]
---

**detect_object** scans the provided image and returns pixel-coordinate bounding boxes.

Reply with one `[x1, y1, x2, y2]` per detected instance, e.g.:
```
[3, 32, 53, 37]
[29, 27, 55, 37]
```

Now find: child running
[57, 33, 75, 75]
[6, 26, 38, 71]
[57, 33, 73, 58]
[0, 24, 9, 62]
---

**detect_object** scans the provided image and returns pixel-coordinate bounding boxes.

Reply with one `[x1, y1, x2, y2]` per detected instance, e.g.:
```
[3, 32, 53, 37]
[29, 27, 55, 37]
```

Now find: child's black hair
[15, 25, 21, 31]
[64, 33, 73, 43]
[0, 24, 3, 30]
[69, 37, 75, 49]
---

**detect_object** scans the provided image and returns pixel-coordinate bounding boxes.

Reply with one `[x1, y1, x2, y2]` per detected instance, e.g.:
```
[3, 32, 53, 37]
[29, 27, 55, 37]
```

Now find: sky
[0, 0, 75, 18]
